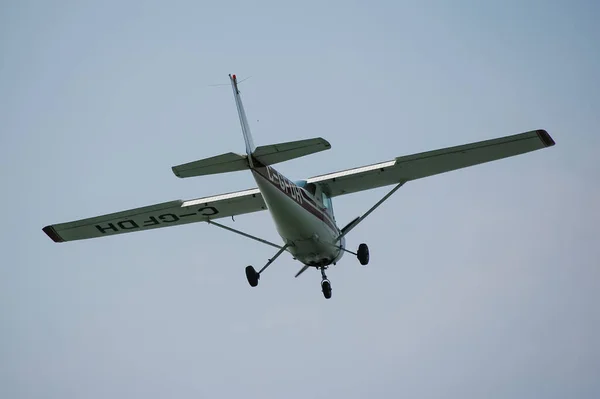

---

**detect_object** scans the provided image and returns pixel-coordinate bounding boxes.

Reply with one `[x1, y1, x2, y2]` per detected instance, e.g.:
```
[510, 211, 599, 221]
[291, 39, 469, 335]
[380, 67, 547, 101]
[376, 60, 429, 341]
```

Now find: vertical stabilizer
[229, 74, 256, 166]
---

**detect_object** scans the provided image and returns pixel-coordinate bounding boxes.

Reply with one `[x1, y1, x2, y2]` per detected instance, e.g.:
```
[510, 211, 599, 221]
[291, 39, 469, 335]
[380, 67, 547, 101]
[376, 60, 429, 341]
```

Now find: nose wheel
[320, 267, 332, 299]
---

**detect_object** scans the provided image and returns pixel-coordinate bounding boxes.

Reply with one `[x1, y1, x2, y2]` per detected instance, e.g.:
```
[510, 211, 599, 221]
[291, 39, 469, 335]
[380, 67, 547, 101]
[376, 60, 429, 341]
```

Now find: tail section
[171, 137, 331, 179]
[170, 74, 332, 179]
[230, 74, 256, 166]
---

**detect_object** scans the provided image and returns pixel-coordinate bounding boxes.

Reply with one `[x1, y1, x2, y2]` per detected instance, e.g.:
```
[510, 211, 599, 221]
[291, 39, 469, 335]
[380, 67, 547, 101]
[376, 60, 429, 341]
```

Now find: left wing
[43, 188, 266, 243]
[307, 129, 555, 197]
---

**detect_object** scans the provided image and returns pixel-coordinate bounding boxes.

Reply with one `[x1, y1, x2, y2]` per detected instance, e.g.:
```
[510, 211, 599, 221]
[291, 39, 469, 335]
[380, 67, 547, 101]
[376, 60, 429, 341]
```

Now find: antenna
[207, 75, 252, 88]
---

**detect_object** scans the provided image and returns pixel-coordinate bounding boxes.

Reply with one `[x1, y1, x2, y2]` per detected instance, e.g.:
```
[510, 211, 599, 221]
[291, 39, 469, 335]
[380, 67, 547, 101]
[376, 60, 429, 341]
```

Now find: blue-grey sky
[2, 1, 599, 398]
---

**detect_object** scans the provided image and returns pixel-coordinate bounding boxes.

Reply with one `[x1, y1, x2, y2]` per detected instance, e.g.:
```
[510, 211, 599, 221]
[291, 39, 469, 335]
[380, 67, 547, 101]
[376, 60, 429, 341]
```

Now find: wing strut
[258, 243, 291, 274]
[207, 220, 284, 249]
[336, 181, 405, 242]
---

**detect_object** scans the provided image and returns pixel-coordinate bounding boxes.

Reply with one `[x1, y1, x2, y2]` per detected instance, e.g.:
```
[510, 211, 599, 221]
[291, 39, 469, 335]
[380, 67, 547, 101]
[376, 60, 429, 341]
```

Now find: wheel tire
[357, 243, 369, 265]
[321, 280, 332, 299]
[245, 265, 259, 287]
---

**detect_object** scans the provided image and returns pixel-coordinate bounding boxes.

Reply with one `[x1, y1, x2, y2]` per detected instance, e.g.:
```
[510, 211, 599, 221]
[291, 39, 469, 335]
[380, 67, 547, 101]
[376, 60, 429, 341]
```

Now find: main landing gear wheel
[245, 265, 259, 287]
[357, 243, 369, 265]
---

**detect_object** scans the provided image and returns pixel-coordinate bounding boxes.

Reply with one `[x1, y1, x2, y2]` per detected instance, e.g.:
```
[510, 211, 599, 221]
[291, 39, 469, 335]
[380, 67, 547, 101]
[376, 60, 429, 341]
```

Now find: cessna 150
[43, 74, 556, 299]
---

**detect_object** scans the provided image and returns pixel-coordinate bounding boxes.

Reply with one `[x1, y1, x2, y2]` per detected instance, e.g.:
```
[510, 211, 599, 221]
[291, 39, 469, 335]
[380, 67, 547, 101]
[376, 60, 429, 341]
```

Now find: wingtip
[321, 138, 332, 148]
[171, 166, 183, 178]
[536, 129, 556, 147]
[43, 225, 64, 243]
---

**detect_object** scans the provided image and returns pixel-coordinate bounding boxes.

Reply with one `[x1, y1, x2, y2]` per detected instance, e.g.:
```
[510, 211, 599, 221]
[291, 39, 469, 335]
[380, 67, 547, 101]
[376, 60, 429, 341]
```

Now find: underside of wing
[308, 129, 555, 197]
[43, 188, 266, 243]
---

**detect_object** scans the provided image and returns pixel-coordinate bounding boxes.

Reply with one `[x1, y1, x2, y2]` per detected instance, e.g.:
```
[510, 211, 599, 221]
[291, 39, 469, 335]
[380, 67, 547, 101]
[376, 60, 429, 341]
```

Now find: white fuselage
[251, 163, 345, 266]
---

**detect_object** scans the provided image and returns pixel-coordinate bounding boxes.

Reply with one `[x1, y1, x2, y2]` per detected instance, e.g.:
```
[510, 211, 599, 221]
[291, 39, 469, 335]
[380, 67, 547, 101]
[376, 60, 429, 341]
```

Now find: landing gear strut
[320, 267, 332, 299]
[245, 243, 291, 288]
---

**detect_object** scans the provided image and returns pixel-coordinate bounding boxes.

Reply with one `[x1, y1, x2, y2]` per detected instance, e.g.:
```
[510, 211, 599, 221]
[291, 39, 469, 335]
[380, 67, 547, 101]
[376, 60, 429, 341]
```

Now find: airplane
[42, 74, 556, 299]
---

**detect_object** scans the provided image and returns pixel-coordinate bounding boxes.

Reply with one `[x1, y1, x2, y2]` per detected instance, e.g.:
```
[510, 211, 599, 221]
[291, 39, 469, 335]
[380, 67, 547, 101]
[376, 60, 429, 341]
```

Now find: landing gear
[245, 266, 259, 287]
[357, 243, 369, 265]
[320, 267, 332, 299]
[245, 243, 291, 288]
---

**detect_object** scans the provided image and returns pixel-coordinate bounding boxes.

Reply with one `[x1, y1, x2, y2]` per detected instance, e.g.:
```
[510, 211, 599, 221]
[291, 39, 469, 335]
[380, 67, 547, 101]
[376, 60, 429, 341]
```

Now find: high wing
[43, 188, 266, 243]
[307, 129, 555, 197]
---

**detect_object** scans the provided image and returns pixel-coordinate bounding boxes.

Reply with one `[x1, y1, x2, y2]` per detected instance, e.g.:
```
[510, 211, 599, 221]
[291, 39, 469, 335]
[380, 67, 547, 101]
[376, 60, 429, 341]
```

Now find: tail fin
[229, 74, 256, 166]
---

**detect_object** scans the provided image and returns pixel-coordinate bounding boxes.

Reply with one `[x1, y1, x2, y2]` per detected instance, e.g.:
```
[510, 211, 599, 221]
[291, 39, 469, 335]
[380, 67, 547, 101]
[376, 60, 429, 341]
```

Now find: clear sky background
[2, 0, 599, 398]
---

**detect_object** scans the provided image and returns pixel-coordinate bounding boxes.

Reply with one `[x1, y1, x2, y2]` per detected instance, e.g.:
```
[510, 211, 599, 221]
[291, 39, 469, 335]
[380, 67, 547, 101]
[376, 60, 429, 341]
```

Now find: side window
[306, 183, 317, 196]
[322, 192, 332, 209]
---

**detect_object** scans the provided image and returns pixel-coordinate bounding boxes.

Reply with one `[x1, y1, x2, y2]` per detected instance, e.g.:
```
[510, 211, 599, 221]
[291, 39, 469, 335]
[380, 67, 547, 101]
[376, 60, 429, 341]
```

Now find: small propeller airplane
[43, 74, 556, 299]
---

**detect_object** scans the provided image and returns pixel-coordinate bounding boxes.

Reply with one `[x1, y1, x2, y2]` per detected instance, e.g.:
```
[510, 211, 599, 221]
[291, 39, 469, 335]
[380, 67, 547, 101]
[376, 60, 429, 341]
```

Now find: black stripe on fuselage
[252, 162, 338, 233]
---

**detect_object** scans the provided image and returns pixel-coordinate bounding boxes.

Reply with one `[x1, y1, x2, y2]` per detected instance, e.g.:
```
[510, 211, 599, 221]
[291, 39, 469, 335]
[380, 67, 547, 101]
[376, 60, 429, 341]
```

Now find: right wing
[307, 129, 555, 197]
[43, 188, 266, 243]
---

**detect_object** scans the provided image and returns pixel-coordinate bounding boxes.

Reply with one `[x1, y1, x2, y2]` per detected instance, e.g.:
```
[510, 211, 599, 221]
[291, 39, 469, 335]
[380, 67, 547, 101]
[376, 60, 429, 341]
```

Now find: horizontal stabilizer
[172, 152, 248, 178]
[253, 137, 331, 165]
